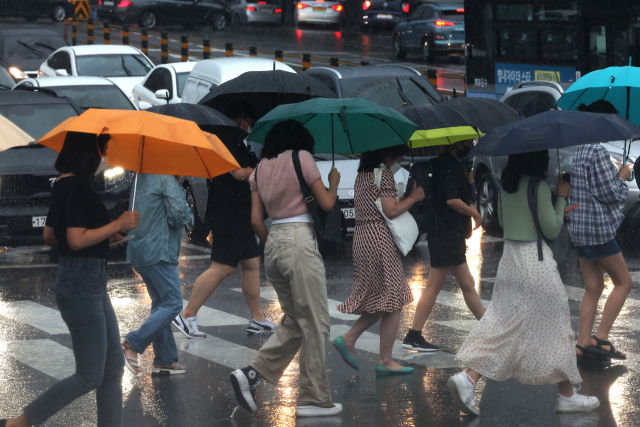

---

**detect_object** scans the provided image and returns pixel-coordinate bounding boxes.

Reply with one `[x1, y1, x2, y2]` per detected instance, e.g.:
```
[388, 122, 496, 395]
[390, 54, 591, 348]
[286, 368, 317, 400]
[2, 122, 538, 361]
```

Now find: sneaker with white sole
[247, 317, 276, 334]
[152, 363, 187, 376]
[230, 366, 261, 413]
[447, 371, 480, 416]
[172, 314, 207, 339]
[296, 403, 343, 418]
[556, 389, 600, 413]
[402, 332, 439, 352]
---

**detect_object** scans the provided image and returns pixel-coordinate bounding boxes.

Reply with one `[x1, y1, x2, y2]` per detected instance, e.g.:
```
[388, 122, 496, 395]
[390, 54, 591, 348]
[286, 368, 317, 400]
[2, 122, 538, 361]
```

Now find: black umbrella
[198, 70, 337, 117]
[399, 105, 472, 131]
[438, 97, 523, 133]
[148, 103, 252, 168]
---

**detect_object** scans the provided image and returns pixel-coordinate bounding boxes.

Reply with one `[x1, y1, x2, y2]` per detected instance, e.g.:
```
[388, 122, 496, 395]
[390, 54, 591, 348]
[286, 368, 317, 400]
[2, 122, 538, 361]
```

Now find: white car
[132, 62, 197, 110]
[295, 0, 344, 27]
[13, 76, 137, 111]
[38, 45, 154, 100]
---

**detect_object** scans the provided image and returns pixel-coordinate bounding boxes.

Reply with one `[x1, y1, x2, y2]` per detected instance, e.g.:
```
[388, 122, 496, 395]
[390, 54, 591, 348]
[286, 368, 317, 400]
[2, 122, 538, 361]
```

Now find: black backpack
[404, 158, 439, 235]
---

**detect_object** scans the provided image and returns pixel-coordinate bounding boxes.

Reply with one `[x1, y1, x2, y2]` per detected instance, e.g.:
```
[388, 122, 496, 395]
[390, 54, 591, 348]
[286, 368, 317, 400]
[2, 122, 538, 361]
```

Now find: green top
[498, 175, 567, 241]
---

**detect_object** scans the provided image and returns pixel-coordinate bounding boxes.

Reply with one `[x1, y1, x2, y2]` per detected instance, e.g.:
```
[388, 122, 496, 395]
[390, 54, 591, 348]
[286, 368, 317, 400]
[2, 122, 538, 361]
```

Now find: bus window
[541, 27, 578, 61]
[589, 26, 607, 70]
[498, 28, 537, 60]
[496, 4, 532, 22]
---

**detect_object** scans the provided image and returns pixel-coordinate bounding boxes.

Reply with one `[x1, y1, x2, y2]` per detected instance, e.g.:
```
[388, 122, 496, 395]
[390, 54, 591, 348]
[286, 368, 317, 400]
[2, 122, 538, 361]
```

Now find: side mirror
[55, 69, 69, 77]
[138, 101, 153, 110]
[155, 89, 171, 103]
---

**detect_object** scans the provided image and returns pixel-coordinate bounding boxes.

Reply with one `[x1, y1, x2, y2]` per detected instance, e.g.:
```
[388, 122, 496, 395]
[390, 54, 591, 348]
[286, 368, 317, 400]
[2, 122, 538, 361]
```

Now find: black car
[0, 0, 74, 22]
[361, 0, 410, 32]
[97, 0, 233, 30]
[0, 90, 133, 247]
[0, 29, 69, 80]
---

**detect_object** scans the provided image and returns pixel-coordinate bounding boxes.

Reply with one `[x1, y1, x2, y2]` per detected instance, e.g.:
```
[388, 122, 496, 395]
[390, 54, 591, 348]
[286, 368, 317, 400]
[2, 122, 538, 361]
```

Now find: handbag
[374, 165, 420, 256]
[526, 176, 570, 264]
[292, 150, 343, 245]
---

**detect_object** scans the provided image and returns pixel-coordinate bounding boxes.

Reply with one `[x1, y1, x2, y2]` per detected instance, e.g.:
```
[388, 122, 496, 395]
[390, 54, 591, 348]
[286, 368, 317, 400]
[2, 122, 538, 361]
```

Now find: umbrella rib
[363, 113, 409, 145]
[194, 147, 213, 179]
[567, 88, 589, 111]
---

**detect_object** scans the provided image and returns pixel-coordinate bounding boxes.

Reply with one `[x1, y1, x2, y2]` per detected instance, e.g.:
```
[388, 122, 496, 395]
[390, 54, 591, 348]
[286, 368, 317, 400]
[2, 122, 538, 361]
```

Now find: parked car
[393, 2, 464, 62]
[0, 63, 15, 89]
[0, 0, 74, 22]
[38, 45, 154, 99]
[361, 0, 410, 32]
[473, 80, 640, 232]
[132, 62, 196, 109]
[0, 90, 134, 247]
[180, 57, 295, 104]
[14, 76, 138, 111]
[229, 0, 284, 26]
[294, 0, 344, 28]
[0, 29, 69, 81]
[96, 0, 232, 30]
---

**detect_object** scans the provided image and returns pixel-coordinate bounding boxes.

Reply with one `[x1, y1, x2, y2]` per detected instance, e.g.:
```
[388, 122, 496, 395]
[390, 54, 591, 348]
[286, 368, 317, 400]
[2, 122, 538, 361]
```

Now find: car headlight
[103, 167, 132, 190]
[8, 67, 24, 80]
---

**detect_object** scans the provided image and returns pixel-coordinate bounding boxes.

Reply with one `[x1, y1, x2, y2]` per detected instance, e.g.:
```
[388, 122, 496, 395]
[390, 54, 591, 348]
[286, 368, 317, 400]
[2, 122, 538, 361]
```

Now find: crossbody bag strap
[526, 176, 544, 261]
[292, 150, 324, 233]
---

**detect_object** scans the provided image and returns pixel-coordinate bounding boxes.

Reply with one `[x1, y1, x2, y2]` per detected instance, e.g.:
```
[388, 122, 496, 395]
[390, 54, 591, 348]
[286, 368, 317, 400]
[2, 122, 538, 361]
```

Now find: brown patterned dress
[337, 169, 413, 315]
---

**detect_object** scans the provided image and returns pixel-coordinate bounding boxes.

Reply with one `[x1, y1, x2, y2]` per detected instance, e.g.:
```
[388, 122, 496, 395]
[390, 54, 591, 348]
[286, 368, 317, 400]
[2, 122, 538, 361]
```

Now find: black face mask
[457, 145, 472, 159]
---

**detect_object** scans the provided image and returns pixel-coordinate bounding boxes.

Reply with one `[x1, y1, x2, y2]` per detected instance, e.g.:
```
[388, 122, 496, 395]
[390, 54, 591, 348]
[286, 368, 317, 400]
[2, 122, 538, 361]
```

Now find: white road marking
[2, 339, 75, 380]
[182, 300, 247, 327]
[0, 300, 68, 334]
[174, 332, 258, 370]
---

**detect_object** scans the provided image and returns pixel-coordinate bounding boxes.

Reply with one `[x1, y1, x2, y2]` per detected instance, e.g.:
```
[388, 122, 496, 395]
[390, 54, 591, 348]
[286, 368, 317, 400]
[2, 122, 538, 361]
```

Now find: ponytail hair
[501, 150, 550, 194]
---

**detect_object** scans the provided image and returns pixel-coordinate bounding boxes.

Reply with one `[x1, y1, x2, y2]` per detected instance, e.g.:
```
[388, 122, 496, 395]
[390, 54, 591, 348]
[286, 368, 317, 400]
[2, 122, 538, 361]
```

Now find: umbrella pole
[131, 135, 145, 211]
[410, 140, 414, 166]
[556, 148, 561, 181]
[331, 113, 335, 166]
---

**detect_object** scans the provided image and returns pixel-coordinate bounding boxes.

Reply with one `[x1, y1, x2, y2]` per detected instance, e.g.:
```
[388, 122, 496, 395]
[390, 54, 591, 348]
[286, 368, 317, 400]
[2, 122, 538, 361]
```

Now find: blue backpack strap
[526, 176, 544, 262]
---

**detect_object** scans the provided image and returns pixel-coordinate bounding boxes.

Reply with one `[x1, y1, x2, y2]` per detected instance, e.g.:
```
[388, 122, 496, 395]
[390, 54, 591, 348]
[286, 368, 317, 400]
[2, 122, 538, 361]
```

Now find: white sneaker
[556, 389, 600, 413]
[172, 314, 207, 339]
[447, 371, 480, 416]
[296, 403, 343, 417]
[247, 317, 276, 334]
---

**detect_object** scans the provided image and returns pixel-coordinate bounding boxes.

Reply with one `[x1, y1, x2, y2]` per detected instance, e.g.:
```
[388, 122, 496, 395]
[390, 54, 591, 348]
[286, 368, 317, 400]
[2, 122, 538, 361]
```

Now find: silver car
[295, 0, 344, 27]
[229, 0, 283, 25]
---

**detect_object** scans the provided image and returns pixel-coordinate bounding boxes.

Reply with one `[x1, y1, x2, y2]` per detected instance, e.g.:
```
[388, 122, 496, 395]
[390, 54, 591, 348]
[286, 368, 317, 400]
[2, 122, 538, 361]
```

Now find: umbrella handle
[623, 148, 635, 182]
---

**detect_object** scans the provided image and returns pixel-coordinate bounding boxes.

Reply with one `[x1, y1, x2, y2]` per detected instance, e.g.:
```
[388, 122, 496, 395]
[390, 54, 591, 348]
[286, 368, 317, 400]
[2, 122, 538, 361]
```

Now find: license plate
[103, 0, 114, 5]
[377, 14, 393, 19]
[341, 208, 355, 219]
[32, 216, 46, 228]
[312, 7, 326, 11]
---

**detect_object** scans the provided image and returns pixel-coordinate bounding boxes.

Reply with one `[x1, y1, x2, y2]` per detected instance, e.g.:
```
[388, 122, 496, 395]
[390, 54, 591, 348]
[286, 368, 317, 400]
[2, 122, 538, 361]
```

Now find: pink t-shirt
[249, 150, 322, 221]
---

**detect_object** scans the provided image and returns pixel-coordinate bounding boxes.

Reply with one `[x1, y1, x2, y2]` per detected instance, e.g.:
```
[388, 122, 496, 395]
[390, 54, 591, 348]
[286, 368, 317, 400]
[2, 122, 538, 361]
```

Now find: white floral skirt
[455, 241, 581, 385]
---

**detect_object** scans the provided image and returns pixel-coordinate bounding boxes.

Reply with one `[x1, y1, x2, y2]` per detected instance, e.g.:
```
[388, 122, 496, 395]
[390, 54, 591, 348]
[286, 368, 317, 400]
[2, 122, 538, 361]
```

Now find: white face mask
[94, 156, 109, 176]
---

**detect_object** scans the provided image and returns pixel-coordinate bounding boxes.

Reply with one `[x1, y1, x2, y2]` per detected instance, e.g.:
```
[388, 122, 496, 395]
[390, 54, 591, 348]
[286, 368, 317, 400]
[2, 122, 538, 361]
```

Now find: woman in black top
[2, 132, 139, 427]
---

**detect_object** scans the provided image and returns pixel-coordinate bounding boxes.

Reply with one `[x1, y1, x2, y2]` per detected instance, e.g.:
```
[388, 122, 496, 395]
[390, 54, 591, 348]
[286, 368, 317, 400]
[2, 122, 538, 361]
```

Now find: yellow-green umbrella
[409, 126, 483, 148]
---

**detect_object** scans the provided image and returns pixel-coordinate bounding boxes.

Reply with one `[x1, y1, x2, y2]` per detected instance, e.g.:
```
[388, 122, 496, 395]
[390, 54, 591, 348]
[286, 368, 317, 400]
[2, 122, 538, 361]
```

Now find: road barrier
[73, 0, 90, 20]
[65, 20, 466, 96]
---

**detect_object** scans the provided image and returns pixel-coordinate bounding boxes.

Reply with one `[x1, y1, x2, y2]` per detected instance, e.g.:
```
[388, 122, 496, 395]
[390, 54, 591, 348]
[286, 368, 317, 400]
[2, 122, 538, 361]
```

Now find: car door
[409, 6, 433, 48]
[402, 5, 425, 49]
[42, 52, 62, 77]
[56, 51, 72, 76]
[137, 68, 163, 106]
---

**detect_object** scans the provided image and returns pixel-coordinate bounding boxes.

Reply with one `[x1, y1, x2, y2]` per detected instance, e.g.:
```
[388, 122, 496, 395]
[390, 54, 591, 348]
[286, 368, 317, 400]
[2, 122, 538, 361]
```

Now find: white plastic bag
[374, 165, 419, 256]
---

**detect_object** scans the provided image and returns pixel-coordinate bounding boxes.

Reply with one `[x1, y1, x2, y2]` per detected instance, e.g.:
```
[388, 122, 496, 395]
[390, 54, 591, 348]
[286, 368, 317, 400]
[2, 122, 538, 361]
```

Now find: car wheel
[422, 37, 436, 63]
[139, 10, 157, 29]
[51, 3, 67, 22]
[212, 13, 227, 30]
[184, 186, 209, 241]
[24, 16, 39, 22]
[393, 33, 406, 60]
[477, 173, 500, 232]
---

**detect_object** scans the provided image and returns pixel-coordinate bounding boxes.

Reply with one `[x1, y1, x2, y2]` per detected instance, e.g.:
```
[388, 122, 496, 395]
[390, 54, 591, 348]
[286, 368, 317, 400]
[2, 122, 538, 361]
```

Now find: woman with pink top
[230, 120, 343, 418]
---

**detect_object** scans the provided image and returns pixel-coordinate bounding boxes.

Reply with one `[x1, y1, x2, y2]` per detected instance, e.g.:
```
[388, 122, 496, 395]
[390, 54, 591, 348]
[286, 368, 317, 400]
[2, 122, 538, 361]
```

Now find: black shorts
[427, 234, 467, 268]
[209, 224, 261, 268]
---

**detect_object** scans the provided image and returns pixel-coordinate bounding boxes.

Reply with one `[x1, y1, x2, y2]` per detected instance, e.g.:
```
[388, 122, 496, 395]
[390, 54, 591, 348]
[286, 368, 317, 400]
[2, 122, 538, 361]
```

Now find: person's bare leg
[576, 258, 605, 353]
[342, 311, 384, 357]
[451, 263, 485, 320]
[465, 368, 482, 383]
[558, 380, 574, 397]
[378, 309, 404, 369]
[239, 257, 265, 322]
[410, 267, 448, 331]
[6, 414, 32, 427]
[182, 261, 234, 319]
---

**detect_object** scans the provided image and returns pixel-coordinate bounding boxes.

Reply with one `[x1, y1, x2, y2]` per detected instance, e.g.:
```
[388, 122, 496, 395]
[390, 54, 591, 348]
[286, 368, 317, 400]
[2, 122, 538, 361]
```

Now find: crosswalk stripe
[182, 300, 247, 327]
[2, 339, 75, 380]
[0, 301, 68, 335]
[434, 320, 477, 333]
[174, 332, 258, 370]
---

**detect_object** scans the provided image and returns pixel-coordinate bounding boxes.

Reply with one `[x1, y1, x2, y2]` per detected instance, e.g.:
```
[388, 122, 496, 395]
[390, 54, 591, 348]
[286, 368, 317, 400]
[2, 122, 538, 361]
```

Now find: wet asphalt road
[1, 228, 640, 427]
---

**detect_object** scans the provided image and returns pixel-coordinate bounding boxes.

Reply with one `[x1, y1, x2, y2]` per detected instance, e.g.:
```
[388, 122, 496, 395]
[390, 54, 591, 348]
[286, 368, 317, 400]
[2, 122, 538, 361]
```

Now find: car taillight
[435, 34, 446, 40]
[117, 0, 132, 7]
[401, 3, 409, 12]
[363, 0, 370, 10]
[435, 20, 455, 26]
[297, 3, 308, 8]
[274, 8, 282, 12]
[98, 0, 102, 4]
[330, 4, 342, 11]
[258, 1, 266, 3]
[456, 8, 464, 12]
[246, 5, 256, 11]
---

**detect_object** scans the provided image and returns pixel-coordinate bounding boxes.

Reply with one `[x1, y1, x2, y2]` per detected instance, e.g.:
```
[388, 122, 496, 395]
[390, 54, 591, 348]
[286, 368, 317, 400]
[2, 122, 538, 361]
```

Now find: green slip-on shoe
[333, 336, 360, 371]
[375, 363, 414, 376]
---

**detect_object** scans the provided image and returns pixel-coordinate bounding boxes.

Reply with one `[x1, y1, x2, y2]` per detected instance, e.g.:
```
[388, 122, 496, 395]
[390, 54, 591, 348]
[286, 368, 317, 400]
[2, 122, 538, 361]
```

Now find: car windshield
[339, 76, 440, 108]
[0, 103, 77, 140]
[439, 10, 464, 21]
[0, 67, 15, 89]
[176, 72, 190, 98]
[75, 54, 154, 77]
[3, 36, 68, 59]
[53, 85, 135, 111]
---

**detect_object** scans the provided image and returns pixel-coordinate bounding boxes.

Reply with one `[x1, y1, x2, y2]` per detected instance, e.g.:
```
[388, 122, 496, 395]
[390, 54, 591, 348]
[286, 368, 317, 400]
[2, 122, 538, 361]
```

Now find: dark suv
[0, 90, 133, 247]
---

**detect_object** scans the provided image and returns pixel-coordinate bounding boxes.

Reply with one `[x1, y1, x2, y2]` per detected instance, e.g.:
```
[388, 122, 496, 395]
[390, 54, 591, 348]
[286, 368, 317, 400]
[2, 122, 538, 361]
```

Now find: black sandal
[576, 344, 609, 362]
[588, 336, 627, 360]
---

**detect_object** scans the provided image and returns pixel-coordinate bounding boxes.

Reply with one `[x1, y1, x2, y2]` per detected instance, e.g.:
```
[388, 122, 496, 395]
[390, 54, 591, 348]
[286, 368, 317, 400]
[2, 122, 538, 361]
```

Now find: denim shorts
[575, 239, 621, 262]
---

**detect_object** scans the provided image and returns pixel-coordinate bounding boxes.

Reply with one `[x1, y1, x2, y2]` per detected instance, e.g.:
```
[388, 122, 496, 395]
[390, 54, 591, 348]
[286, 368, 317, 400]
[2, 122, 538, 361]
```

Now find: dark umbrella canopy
[468, 110, 640, 158]
[438, 97, 523, 133]
[399, 105, 471, 130]
[198, 70, 337, 117]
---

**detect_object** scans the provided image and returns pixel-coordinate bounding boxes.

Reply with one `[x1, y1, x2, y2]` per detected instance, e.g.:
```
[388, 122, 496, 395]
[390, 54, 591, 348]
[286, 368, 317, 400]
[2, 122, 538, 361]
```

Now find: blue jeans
[24, 256, 124, 427]
[125, 262, 183, 366]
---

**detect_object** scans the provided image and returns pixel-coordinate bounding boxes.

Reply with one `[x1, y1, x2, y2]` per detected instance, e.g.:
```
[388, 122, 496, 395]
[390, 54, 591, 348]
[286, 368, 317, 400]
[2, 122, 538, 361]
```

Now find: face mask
[94, 156, 109, 176]
[457, 145, 472, 159]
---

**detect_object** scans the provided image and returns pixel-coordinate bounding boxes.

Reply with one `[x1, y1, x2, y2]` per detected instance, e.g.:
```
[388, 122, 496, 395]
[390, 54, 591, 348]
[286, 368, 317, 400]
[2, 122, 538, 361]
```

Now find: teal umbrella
[247, 98, 417, 161]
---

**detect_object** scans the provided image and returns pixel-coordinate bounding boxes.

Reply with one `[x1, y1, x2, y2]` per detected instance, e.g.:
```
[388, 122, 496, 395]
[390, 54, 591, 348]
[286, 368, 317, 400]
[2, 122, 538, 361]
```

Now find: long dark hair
[578, 100, 618, 114]
[501, 150, 550, 194]
[260, 120, 315, 159]
[358, 145, 409, 173]
[54, 132, 110, 180]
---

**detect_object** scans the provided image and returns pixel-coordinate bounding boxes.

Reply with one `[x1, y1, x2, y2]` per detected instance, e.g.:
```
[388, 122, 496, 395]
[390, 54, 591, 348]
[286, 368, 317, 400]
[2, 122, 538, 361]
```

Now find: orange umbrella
[39, 109, 241, 208]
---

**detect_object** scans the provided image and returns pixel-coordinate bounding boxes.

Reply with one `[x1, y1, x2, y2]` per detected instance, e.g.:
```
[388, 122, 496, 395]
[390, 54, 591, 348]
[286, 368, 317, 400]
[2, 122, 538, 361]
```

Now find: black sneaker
[402, 333, 439, 352]
[230, 366, 261, 412]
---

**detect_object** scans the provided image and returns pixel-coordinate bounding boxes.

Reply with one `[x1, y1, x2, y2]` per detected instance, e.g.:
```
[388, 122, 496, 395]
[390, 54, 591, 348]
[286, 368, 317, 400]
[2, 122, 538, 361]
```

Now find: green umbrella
[247, 98, 417, 160]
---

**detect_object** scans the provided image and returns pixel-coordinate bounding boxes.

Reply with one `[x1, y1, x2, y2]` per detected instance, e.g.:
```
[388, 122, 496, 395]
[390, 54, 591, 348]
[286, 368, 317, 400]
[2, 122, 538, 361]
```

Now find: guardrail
[62, 18, 466, 96]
